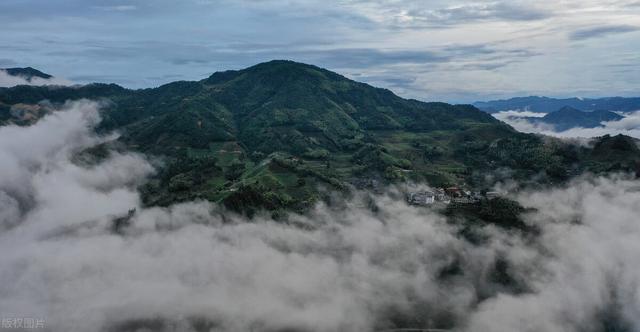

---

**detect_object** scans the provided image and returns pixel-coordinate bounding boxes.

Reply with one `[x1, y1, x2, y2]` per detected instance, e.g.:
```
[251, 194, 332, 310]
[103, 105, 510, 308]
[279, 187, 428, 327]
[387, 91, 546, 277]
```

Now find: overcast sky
[1, 0, 639, 102]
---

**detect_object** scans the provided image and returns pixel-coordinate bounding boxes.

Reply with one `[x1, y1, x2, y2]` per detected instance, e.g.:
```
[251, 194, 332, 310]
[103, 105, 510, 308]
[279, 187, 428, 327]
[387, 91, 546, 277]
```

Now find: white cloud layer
[494, 110, 640, 139]
[468, 175, 640, 331]
[0, 70, 72, 88]
[1, 101, 640, 331]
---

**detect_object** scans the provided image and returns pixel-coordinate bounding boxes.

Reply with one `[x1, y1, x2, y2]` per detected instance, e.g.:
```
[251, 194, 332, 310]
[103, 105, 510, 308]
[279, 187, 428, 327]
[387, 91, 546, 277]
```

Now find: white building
[408, 191, 436, 205]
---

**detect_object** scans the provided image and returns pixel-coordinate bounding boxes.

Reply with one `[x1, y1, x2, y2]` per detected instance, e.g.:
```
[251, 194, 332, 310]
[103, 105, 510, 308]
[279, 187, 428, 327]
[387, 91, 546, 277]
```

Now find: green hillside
[2, 60, 639, 215]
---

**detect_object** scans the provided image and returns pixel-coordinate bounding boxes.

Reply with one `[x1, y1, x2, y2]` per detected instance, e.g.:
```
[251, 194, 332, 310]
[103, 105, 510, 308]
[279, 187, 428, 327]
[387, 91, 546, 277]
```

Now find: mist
[1, 102, 640, 332]
[0, 70, 71, 88]
[493, 110, 640, 139]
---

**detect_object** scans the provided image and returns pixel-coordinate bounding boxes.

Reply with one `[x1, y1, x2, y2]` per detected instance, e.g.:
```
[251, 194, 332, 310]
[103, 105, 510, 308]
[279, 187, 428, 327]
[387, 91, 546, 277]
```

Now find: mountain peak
[2, 67, 52, 81]
[248, 59, 316, 69]
[555, 106, 581, 113]
[535, 105, 624, 131]
[591, 134, 640, 162]
[204, 60, 347, 86]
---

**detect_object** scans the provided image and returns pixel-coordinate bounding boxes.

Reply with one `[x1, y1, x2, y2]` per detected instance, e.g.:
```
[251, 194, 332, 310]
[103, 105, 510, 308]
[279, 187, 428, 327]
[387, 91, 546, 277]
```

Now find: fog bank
[0, 70, 71, 88]
[494, 110, 640, 139]
[1, 102, 640, 331]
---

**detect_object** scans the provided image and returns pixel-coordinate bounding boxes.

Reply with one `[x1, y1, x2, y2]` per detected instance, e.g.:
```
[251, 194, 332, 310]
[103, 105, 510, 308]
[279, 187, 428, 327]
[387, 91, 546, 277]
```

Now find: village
[349, 177, 502, 206]
[406, 187, 501, 206]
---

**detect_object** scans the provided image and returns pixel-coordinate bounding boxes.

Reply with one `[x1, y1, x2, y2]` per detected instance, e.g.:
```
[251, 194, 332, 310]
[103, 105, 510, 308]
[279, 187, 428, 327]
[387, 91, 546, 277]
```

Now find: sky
[1, 0, 639, 103]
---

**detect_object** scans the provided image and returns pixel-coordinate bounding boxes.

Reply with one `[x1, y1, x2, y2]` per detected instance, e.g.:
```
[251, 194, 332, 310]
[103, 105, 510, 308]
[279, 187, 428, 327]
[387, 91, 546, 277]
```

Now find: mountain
[1, 60, 639, 215]
[2, 67, 53, 81]
[474, 96, 640, 113]
[526, 106, 624, 131]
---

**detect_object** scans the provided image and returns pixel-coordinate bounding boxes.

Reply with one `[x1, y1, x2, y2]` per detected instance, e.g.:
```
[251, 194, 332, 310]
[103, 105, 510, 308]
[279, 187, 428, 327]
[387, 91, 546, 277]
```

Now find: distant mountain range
[2, 61, 639, 214]
[525, 106, 624, 131]
[474, 96, 640, 113]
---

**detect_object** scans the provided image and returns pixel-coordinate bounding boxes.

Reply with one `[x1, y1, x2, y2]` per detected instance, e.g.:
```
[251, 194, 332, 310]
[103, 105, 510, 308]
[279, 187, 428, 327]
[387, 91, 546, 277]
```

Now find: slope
[1, 60, 639, 215]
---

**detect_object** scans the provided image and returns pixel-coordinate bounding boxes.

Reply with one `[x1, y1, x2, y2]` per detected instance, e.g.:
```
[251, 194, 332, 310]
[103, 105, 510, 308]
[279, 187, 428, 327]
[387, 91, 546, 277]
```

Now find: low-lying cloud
[467, 174, 640, 332]
[0, 69, 72, 88]
[1, 101, 640, 331]
[494, 110, 640, 139]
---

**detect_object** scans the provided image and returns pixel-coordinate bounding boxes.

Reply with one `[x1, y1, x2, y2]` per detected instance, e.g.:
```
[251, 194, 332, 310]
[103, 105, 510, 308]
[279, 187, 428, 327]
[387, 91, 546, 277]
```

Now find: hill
[589, 134, 640, 173]
[1, 60, 639, 215]
[526, 106, 623, 131]
[2, 67, 53, 81]
[474, 96, 640, 113]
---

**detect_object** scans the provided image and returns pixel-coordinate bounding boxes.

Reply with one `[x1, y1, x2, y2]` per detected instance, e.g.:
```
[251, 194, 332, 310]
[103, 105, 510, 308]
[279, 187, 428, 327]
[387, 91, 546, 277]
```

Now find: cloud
[2, 99, 640, 331]
[570, 25, 639, 41]
[0, 103, 482, 330]
[494, 110, 640, 139]
[165, 47, 448, 69]
[493, 110, 546, 119]
[339, 0, 551, 29]
[1, 0, 639, 100]
[0, 69, 72, 88]
[0, 100, 151, 229]
[0, 101, 471, 331]
[407, 1, 551, 26]
[467, 175, 640, 331]
[93, 5, 137, 12]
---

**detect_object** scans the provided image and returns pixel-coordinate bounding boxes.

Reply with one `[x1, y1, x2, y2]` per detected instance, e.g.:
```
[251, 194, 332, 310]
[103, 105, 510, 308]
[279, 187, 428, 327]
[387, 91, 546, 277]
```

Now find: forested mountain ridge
[2, 60, 639, 215]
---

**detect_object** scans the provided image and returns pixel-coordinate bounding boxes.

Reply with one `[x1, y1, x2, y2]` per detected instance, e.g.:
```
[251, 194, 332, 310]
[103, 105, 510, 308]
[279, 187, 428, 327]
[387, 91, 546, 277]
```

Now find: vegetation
[2, 60, 639, 215]
[446, 197, 534, 233]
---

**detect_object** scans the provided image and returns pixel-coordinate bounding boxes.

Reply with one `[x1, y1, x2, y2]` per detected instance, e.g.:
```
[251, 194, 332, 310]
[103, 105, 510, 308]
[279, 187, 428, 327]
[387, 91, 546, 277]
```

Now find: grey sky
[1, 0, 639, 102]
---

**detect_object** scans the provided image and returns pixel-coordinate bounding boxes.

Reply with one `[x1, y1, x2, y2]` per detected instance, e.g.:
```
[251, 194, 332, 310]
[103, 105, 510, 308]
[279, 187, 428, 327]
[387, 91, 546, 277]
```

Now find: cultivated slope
[1, 60, 639, 214]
